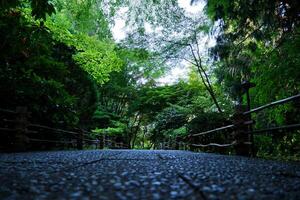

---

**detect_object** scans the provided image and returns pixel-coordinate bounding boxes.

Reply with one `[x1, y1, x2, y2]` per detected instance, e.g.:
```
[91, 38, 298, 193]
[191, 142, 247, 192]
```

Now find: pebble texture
[0, 150, 300, 200]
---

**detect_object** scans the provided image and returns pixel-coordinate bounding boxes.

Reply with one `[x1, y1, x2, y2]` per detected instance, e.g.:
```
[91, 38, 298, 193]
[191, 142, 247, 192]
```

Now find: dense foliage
[203, 0, 300, 160]
[0, 0, 299, 160]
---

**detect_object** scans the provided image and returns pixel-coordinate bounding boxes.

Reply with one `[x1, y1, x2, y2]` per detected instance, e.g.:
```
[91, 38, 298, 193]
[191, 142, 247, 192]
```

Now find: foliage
[255, 132, 300, 161]
[52, 0, 112, 39]
[45, 14, 123, 83]
[92, 120, 127, 137]
[1, 0, 55, 20]
[0, 0, 298, 160]
[0, 0, 124, 150]
[140, 79, 232, 147]
[207, 0, 300, 103]
[0, 12, 77, 126]
[168, 126, 188, 137]
[206, 0, 300, 159]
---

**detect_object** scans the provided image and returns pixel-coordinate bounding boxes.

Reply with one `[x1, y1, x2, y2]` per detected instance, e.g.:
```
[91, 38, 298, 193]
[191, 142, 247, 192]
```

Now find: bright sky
[111, 7, 128, 41]
[111, 0, 213, 85]
[178, 0, 205, 14]
[112, 0, 205, 41]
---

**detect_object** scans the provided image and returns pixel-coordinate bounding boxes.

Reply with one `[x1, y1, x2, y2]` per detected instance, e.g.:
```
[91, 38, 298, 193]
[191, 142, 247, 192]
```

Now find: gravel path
[0, 150, 300, 200]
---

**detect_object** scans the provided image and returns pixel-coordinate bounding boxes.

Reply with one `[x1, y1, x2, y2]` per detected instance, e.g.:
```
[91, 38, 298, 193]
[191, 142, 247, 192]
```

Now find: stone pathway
[0, 150, 300, 199]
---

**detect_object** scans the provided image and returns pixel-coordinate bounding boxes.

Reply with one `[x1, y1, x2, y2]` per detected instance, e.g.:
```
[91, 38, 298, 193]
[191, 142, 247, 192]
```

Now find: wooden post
[241, 80, 256, 157]
[113, 138, 116, 149]
[77, 130, 83, 150]
[189, 134, 195, 151]
[14, 107, 29, 151]
[233, 105, 251, 156]
[99, 134, 104, 149]
[96, 139, 99, 149]
[103, 134, 106, 149]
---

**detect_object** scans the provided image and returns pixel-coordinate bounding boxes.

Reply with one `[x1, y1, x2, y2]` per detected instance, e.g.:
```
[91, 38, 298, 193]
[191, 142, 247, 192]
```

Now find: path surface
[0, 150, 300, 200]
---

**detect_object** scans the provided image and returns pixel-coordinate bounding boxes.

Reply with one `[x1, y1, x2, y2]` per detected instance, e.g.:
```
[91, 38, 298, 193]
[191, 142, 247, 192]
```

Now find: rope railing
[114, 142, 130, 148]
[0, 106, 112, 150]
[242, 94, 300, 135]
[29, 124, 81, 136]
[102, 138, 130, 149]
[28, 137, 100, 144]
[250, 123, 300, 134]
[74, 128, 93, 135]
[26, 135, 125, 148]
[189, 93, 300, 155]
[82, 138, 99, 143]
[0, 108, 16, 114]
[0, 126, 38, 134]
[2, 117, 97, 137]
[243, 93, 300, 115]
[156, 140, 190, 150]
[28, 138, 75, 144]
[1, 92, 299, 153]
[191, 141, 237, 148]
[191, 120, 255, 138]
[192, 124, 234, 137]
[0, 127, 15, 132]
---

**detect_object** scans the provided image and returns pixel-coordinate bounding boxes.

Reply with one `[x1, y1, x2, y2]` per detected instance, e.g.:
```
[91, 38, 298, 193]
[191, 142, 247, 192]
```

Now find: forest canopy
[0, 0, 299, 160]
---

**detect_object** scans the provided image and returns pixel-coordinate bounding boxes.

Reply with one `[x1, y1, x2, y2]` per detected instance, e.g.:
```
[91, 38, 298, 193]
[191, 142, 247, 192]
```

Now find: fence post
[77, 130, 83, 150]
[189, 134, 195, 151]
[175, 137, 179, 150]
[233, 105, 251, 156]
[14, 107, 29, 151]
[241, 80, 256, 156]
[98, 134, 103, 149]
[103, 134, 106, 149]
[96, 139, 99, 149]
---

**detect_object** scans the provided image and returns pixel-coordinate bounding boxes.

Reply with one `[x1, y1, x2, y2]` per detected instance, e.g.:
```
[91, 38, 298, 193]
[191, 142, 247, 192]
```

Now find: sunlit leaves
[46, 16, 123, 84]
[52, 0, 112, 39]
[73, 46, 122, 84]
[92, 120, 127, 136]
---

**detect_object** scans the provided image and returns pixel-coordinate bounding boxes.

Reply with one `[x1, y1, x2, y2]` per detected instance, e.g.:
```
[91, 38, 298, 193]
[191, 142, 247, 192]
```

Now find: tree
[0, 0, 124, 150]
[1, 0, 55, 20]
[205, 0, 300, 101]
[103, 0, 224, 112]
[204, 0, 300, 159]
